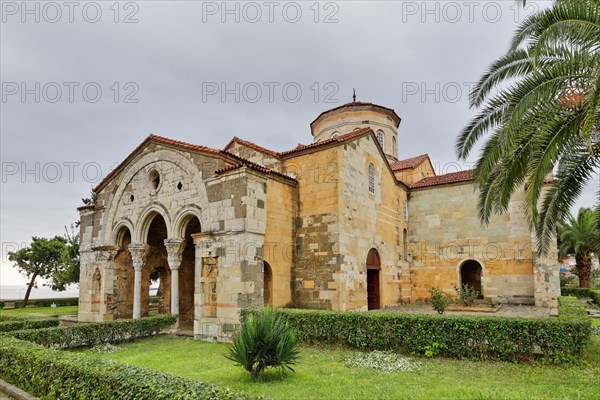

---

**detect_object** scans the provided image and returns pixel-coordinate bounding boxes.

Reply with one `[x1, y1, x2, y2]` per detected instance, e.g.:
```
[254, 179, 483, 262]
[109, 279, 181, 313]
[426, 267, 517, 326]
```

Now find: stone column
[128, 243, 149, 319]
[164, 239, 186, 320]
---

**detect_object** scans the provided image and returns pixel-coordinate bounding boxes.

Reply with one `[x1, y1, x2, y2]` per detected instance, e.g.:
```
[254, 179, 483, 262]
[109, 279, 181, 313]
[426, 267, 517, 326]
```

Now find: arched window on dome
[331, 132, 340, 138]
[368, 164, 375, 194]
[376, 131, 385, 149]
[392, 136, 397, 157]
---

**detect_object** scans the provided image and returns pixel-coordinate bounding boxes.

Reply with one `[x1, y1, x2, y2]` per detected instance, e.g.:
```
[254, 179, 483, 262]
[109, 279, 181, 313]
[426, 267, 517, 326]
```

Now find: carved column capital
[128, 243, 149, 271]
[164, 239, 186, 271]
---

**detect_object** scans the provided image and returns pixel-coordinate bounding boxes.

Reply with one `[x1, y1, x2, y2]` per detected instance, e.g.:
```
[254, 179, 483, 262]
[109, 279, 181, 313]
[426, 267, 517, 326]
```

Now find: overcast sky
[1, 0, 598, 287]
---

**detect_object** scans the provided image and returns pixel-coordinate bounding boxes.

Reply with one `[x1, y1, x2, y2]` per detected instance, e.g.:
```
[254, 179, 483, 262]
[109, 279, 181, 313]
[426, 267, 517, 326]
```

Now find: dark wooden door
[367, 269, 380, 310]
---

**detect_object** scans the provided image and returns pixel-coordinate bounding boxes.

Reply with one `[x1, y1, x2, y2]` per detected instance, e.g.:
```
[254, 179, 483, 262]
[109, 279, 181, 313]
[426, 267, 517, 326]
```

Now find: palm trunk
[578, 257, 592, 289]
[23, 273, 37, 307]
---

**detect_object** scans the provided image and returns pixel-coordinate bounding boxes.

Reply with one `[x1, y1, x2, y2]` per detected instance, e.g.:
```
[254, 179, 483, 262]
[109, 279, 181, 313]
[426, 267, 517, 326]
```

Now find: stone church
[77, 101, 560, 340]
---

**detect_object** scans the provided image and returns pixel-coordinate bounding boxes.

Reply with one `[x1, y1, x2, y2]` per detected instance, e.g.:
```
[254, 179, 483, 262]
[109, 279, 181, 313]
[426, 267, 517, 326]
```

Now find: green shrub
[557, 296, 589, 320]
[0, 315, 24, 322]
[561, 288, 592, 297]
[8, 297, 79, 308]
[455, 284, 479, 306]
[429, 287, 451, 314]
[590, 290, 600, 306]
[226, 306, 299, 378]
[0, 336, 251, 400]
[241, 305, 590, 363]
[0, 318, 59, 332]
[6, 315, 177, 349]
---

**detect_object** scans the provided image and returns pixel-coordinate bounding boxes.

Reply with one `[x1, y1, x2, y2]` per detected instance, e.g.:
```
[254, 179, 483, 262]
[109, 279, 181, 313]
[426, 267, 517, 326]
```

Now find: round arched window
[376, 131, 385, 149]
[148, 169, 161, 190]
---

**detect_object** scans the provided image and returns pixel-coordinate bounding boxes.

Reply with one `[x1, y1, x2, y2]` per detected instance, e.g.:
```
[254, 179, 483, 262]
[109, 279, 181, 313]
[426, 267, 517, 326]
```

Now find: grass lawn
[0, 305, 77, 317]
[592, 318, 600, 326]
[87, 335, 600, 400]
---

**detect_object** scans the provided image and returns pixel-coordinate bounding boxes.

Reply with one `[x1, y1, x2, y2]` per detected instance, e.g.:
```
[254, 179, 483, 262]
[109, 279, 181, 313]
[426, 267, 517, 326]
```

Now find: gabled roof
[279, 127, 373, 157]
[93, 135, 228, 193]
[391, 154, 430, 172]
[410, 170, 474, 189]
[215, 153, 298, 183]
[223, 136, 281, 158]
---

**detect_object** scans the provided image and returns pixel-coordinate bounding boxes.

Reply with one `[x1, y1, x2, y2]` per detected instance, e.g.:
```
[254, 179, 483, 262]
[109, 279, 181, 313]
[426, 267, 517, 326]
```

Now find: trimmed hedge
[561, 288, 592, 298]
[0, 318, 59, 332]
[590, 290, 600, 306]
[241, 301, 591, 363]
[6, 314, 178, 349]
[3, 297, 79, 308]
[0, 336, 251, 400]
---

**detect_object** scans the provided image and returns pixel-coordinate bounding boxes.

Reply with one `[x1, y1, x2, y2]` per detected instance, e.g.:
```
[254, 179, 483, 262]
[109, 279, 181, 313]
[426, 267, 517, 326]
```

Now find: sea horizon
[0, 284, 80, 301]
[0, 284, 158, 301]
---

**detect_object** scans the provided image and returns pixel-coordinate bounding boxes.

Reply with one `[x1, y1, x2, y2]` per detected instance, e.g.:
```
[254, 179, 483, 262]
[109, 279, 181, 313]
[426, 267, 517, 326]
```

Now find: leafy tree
[558, 208, 600, 288]
[225, 306, 299, 378]
[51, 224, 81, 291]
[456, 0, 600, 252]
[8, 236, 68, 306]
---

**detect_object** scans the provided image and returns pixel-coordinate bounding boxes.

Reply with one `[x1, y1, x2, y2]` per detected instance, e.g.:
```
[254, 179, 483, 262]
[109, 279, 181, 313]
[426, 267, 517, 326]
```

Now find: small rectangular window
[403, 202, 408, 220]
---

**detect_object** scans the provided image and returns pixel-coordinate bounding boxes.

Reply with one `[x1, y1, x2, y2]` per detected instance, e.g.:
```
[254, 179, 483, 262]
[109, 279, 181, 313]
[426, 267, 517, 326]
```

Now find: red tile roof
[223, 136, 281, 158]
[410, 169, 474, 189]
[310, 101, 401, 129]
[279, 127, 373, 157]
[215, 154, 297, 183]
[391, 154, 430, 171]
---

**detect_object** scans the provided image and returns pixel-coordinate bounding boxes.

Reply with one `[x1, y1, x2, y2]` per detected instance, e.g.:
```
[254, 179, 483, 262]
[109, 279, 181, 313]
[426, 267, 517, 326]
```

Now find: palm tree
[558, 208, 600, 288]
[456, 0, 600, 253]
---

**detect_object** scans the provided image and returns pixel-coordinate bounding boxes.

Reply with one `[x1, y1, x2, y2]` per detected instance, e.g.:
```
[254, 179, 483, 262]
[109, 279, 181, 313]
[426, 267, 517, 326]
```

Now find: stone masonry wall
[337, 134, 408, 310]
[408, 182, 540, 304]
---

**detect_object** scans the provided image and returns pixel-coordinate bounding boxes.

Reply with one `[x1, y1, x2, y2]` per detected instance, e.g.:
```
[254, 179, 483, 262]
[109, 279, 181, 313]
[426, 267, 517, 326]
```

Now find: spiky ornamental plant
[456, 0, 600, 253]
[225, 306, 299, 378]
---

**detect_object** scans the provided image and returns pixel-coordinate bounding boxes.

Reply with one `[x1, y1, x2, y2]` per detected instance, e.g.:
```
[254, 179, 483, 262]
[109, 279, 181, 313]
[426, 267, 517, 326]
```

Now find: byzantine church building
[77, 101, 560, 340]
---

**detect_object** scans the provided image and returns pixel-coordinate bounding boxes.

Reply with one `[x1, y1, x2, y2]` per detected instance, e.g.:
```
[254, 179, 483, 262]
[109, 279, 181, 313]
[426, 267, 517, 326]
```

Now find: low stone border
[446, 304, 502, 313]
[0, 378, 38, 400]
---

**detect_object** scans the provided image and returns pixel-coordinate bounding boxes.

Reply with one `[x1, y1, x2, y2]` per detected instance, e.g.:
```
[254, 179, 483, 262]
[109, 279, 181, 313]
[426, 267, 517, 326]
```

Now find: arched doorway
[91, 268, 101, 313]
[366, 248, 381, 310]
[460, 260, 483, 297]
[263, 261, 273, 307]
[145, 214, 169, 317]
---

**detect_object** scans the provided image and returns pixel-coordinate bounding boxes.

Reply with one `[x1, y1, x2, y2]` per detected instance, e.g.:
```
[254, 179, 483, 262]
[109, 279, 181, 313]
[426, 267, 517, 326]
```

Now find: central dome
[310, 101, 401, 161]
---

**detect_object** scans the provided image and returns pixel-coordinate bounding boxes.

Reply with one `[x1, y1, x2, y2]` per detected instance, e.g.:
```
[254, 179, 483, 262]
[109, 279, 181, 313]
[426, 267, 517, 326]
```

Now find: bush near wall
[0, 336, 252, 400]
[0, 318, 59, 333]
[241, 301, 591, 363]
[6, 314, 177, 349]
